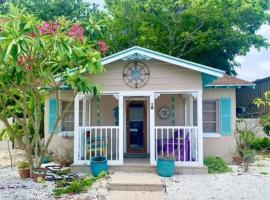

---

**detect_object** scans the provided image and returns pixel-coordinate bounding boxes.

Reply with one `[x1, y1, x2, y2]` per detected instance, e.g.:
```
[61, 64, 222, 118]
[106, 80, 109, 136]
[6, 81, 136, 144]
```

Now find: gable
[84, 59, 203, 91]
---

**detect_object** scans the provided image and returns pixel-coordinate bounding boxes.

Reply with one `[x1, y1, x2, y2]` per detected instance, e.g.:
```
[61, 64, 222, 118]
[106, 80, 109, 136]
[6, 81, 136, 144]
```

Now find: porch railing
[78, 126, 120, 164]
[154, 126, 199, 165]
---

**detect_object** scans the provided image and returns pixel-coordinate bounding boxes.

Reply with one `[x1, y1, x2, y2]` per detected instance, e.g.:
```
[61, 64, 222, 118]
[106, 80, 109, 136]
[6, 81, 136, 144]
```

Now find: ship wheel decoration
[123, 61, 150, 88]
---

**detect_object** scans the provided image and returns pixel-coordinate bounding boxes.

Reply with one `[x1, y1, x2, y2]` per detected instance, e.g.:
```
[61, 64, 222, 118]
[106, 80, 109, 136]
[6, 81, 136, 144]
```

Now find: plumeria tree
[0, 4, 107, 170]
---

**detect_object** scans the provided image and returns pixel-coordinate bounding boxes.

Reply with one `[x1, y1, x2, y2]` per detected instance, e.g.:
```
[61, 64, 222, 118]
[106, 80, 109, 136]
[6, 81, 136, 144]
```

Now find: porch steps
[108, 172, 164, 192]
[70, 164, 208, 175]
[107, 191, 164, 200]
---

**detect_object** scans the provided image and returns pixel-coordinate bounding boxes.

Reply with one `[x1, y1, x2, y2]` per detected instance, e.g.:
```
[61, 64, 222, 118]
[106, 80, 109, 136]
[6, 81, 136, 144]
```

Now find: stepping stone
[107, 191, 164, 200]
[108, 172, 164, 191]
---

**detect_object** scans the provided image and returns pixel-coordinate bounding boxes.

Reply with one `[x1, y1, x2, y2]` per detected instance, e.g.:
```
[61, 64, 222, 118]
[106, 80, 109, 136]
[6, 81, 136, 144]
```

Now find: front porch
[73, 90, 203, 167]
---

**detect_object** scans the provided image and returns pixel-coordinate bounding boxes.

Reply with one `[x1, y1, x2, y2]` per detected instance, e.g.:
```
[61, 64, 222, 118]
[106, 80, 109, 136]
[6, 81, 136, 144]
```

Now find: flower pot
[32, 168, 47, 182]
[157, 158, 175, 177]
[232, 156, 244, 165]
[19, 168, 30, 179]
[90, 156, 108, 177]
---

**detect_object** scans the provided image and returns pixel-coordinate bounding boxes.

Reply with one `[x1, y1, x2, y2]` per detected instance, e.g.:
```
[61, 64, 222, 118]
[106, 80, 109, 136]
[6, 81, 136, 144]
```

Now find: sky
[87, 0, 270, 82]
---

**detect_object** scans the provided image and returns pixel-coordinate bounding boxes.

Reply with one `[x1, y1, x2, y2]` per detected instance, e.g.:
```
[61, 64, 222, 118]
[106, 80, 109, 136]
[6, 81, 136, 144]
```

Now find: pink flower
[23, 65, 33, 72]
[39, 22, 59, 35]
[68, 25, 84, 41]
[98, 41, 109, 53]
[18, 55, 24, 66]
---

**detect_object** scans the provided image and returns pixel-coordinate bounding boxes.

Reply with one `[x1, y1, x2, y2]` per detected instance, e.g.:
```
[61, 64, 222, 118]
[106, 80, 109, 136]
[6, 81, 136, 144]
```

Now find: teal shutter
[49, 98, 58, 134]
[220, 98, 232, 136]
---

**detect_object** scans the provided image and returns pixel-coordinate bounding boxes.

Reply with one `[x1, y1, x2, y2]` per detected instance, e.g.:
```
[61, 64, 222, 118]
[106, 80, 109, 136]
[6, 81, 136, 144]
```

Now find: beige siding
[203, 88, 237, 163]
[91, 95, 118, 126]
[84, 59, 202, 91]
[155, 94, 185, 126]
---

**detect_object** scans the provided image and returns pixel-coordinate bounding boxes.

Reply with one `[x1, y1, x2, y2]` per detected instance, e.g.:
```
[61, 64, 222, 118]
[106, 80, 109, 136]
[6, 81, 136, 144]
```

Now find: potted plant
[90, 156, 108, 177]
[157, 154, 175, 177]
[32, 167, 47, 182]
[232, 154, 244, 165]
[17, 161, 30, 179]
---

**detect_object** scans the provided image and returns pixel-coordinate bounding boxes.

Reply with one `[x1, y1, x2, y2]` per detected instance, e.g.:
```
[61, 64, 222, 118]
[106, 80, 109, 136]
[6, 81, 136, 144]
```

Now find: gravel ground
[163, 155, 270, 200]
[0, 167, 109, 200]
[0, 154, 269, 200]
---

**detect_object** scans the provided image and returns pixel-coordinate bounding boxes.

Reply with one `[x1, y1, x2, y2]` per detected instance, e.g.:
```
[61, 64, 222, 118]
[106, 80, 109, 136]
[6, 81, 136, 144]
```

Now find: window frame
[202, 99, 220, 138]
[59, 100, 83, 137]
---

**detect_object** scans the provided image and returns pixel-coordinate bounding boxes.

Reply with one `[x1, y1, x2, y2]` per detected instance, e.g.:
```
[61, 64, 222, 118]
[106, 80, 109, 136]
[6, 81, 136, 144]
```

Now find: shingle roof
[206, 74, 255, 87]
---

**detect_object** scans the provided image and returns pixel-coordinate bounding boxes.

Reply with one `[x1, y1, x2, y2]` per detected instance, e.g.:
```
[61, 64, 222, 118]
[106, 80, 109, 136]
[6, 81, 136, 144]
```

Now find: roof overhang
[102, 46, 225, 77]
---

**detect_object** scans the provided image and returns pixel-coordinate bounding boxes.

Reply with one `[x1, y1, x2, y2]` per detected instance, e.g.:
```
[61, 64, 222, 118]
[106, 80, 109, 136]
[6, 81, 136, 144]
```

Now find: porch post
[73, 94, 80, 164]
[150, 93, 155, 165]
[118, 94, 124, 165]
[189, 94, 193, 126]
[197, 90, 203, 165]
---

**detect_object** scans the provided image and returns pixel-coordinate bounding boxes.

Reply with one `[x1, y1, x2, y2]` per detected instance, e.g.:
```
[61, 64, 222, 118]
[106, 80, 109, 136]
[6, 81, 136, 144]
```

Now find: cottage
[44, 46, 254, 172]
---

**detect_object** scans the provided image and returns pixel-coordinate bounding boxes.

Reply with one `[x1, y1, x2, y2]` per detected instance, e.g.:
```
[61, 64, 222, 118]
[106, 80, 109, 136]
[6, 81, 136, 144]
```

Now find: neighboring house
[237, 76, 270, 117]
[44, 46, 254, 170]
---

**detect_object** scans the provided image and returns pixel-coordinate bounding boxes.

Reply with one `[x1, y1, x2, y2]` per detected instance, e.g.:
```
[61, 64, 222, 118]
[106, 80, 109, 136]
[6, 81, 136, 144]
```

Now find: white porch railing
[154, 126, 199, 166]
[78, 126, 120, 165]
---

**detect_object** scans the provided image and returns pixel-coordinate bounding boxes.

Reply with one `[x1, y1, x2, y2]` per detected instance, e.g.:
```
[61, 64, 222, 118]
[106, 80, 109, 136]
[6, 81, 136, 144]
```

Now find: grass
[260, 172, 268, 175]
[53, 171, 107, 197]
[204, 156, 232, 174]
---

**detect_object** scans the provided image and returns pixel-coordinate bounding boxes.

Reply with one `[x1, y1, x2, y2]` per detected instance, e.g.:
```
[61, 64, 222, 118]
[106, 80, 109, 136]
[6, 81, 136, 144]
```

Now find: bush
[251, 137, 270, 152]
[53, 172, 107, 197]
[17, 161, 29, 170]
[260, 114, 270, 136]
[204, 156, 232, 174]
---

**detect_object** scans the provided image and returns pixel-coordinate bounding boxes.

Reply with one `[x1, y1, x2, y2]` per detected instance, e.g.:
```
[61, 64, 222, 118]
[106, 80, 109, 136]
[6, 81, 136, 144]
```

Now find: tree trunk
[7, 140, 13, 169]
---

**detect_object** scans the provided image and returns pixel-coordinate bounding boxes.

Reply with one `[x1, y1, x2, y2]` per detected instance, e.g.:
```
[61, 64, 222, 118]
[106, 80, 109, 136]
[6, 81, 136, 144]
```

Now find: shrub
[251, 137, 270, 152]
[204, 156, 232, 174]
[260, 114, 270, 136]
[53, 171, 107, 197]
[53, 146, 74, 167]
[17, 161, 29, 170]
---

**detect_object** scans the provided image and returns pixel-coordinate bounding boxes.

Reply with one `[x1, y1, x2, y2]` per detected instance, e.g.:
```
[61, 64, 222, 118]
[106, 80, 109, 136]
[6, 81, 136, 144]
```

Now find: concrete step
[107, 191, 164, 200]
[108, 172, 164, 192]
[71, 164, 208, 174]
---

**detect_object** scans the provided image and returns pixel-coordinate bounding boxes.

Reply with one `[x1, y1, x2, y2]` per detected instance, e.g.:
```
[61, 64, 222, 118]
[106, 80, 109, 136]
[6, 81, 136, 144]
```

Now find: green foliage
[0, 0, 108, 42]
[0, 4, 104, 168]
[105, 0, 270, 74]
[251, 137, 270, 152]
[260, 114, 270, 135]
[204, 156, 232, 174]
[53, 171, 107, 197]
[17, 160, 29, 169]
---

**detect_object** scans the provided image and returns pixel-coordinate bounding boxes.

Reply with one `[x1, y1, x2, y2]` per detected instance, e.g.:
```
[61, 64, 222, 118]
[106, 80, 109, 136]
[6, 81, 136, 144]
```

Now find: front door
[126, 100, 147, 154]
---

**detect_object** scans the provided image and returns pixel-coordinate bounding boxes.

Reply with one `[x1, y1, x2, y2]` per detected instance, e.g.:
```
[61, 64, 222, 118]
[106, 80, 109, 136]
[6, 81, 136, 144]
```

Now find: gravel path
[163, 173, 270, 200]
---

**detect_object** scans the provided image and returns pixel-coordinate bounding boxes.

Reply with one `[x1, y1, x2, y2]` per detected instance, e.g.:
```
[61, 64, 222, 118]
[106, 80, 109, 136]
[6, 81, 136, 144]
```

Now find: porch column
[189, 94, 193, 126]
[150, 93, 155, 165]
[118, 94, 124, 165]
[197, 90, 203, 165]
[73, 94, 80, 164]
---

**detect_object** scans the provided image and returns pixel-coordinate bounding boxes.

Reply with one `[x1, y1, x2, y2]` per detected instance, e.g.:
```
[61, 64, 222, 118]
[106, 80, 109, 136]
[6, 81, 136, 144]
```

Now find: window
[61, 101, 83, 132]
[203, 100, 219, 134]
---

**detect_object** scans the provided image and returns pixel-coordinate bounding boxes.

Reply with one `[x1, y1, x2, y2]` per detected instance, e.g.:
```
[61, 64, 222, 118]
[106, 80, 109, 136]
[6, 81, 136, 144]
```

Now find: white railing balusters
[77, 126, 120, 163]
[154, 126, 199, 165]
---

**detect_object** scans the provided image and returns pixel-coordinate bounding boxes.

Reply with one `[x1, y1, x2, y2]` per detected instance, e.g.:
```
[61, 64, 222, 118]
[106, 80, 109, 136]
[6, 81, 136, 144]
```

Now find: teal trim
[205, 84, 256, 89]
[54, 46, 225, 81]
[201, 73, 218, 86]
[49, 98, 58, 134]
[220, 98, 232, 136]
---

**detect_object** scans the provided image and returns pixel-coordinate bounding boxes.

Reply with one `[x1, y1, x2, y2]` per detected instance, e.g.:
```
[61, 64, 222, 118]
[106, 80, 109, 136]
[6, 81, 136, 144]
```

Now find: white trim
[102, 46, 224, 77]
[203, 133, 221, 138]
[197, 90, 203, 165]
[118, 94, 124, 165]
[150, 93, 155, 165]
[73, 94, 80, 164]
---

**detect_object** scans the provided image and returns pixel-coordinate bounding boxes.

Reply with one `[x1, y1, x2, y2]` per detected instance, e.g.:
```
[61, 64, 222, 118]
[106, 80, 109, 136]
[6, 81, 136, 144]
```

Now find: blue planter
[90, 156, 108, 177]
[157, 158, 175, 177]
